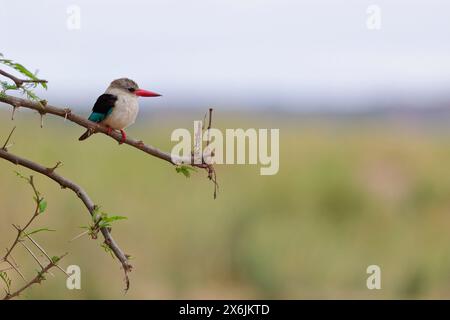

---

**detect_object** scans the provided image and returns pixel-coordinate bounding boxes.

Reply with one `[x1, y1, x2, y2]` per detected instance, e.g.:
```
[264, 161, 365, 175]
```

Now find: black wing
[92, 93, 117, 114]
[88, 94, 118, 122]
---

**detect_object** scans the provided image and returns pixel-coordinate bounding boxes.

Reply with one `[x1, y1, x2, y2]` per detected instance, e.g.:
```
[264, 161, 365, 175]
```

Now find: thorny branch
[0, 93, 218, 197]
[0, 68, 218, 294]
[3, 254, 67, 300]
[0, 172, 66, 300]
[204, 108, 218, 198]
[1, 66, 218, 195]
[0, 92, 217, 178]
[0, 69, 48, 88]
[0, 128, 132, 291]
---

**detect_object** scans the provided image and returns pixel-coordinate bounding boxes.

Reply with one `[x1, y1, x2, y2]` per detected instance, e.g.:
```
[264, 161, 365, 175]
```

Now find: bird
[79, 78, 161, 143]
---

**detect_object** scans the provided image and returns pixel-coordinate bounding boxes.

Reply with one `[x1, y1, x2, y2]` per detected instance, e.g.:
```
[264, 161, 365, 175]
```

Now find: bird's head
[109, 78, 161, 97]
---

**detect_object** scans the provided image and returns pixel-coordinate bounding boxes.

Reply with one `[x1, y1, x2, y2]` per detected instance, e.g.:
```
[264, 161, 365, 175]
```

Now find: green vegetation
[0, 53, 47, 102]
[1, 111, 450, 299]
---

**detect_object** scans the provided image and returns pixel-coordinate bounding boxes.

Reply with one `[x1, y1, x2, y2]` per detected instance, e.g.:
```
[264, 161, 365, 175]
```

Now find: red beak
[134, 89, 161, 97]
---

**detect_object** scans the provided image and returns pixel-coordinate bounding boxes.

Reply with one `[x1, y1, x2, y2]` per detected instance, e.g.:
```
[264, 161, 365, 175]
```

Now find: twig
[1, 126, 16, 151]
[206, 108, 213, 148]
[47, 161, 62, 173]
[203, 108, 218, 199]
[0, 174, 63, 298]
[6, 260, 26, 282]
[0, 266, 13, 273]
[0, 69, 48, 88]
[24, 234, 67, 276]
[0, 93, 217, 197]
[0, 147, 132, 289]
[4, 211, 38, 261]
[2, 253, 66, 300]
[19, 241, 46, 271]
[0, 170, 69, 299]
[2, 188, 41, 264]
[0, 94, 212, 170]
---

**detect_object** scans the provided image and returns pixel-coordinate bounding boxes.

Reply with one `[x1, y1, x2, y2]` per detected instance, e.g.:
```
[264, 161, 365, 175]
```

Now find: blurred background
[1, 0, 450, 299]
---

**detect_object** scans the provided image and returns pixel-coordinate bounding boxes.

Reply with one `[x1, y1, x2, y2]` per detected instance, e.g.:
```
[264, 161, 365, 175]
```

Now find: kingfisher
[79, 78, 161, 143]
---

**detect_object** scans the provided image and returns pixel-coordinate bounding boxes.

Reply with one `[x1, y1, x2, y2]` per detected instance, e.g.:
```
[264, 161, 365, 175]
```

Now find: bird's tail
[78, 129, 92, 141]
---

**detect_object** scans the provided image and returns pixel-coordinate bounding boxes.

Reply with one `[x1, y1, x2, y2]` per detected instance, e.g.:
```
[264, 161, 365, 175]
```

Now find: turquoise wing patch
[89, 94, 116, 123]
[88, 112, 107, 123]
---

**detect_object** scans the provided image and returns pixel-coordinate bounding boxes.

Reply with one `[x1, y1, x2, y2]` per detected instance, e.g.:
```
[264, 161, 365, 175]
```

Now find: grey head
[107, 78, 161, 97]
[109, 78, 139, 94]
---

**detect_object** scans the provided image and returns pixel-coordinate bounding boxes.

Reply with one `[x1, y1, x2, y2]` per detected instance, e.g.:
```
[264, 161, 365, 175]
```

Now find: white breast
[102, 88, 139, 130]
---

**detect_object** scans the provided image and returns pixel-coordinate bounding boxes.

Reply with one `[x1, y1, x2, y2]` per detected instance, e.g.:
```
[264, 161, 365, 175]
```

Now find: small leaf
[36, 270, 46, 281]
[38, 199, 47, 213]
[22, 228, 55, 237]
[51, 256, 60, 263]
[7, 61, 36, 81]
[91, 206, 102, 223]
[175, 165, 196, 178]
[101, 243, 115, 260]
[103, 215, 127, 223]
[14, 171, 29, 181]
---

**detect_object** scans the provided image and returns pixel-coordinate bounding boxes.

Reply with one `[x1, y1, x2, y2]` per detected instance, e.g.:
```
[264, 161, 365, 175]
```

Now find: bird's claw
[104, 126, 125, 144]
[119, 129, 126, 144]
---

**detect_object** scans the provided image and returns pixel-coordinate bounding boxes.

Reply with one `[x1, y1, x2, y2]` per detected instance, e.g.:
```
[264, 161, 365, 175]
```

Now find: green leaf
[0, 59, 36, 82]
[21, 86, 41, 102]
[101, 243, 115, 260]
[51, 256, 60, 263]
[0, 56, 48, 92]
[103, 215, 127, 223]
[0, 80, 18, 93]
[38, 198, 47, 213]
[89, 210, 128, 230]
[14, 171, 29, 181]
[175, 165, 197, 178]
[36, 270, 46, 281]
[22, 228, 55, 237]
[13, 63, 35, 79]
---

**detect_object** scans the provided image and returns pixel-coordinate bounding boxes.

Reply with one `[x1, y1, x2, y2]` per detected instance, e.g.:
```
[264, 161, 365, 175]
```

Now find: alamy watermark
[66, 265, 81, 290]
[366, 265, 381, 290]
[66, 5, 81, 30]
[366, 5, 382, 30]
[171, 121, 280, 175]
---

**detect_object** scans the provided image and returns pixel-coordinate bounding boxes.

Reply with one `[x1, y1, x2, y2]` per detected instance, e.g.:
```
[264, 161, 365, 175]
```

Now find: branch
[0, 147, 132, 290]
[0, 171, 67, 299]
[0, 94, 210, 168]
[204, 108, 218, 198]
[1, 125, 15, 150]
[2, 176, 41, 264]
[2, 253, 67, 300]
[0, 69, 48, 88]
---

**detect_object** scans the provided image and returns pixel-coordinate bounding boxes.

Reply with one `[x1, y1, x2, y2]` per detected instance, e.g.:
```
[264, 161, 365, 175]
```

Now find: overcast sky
[2, 0, 450, 110]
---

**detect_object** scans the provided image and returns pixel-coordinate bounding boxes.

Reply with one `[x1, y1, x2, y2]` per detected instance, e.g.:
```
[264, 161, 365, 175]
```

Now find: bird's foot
[119, 129, 127, 144]
[106, 126, 113, 136]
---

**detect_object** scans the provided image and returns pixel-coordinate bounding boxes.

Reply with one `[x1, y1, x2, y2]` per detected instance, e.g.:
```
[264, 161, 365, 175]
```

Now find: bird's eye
[128, 88, 135, 92]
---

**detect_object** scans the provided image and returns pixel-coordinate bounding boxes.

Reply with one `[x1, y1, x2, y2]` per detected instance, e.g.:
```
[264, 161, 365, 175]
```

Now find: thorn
[202, 111, 208, 130]
[11, 106, 16, 120]
[2, 126, 16, 151]
[69, 230, 89, 242]
[63, 108, 71, 122]
[47, 161, 62, 173]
